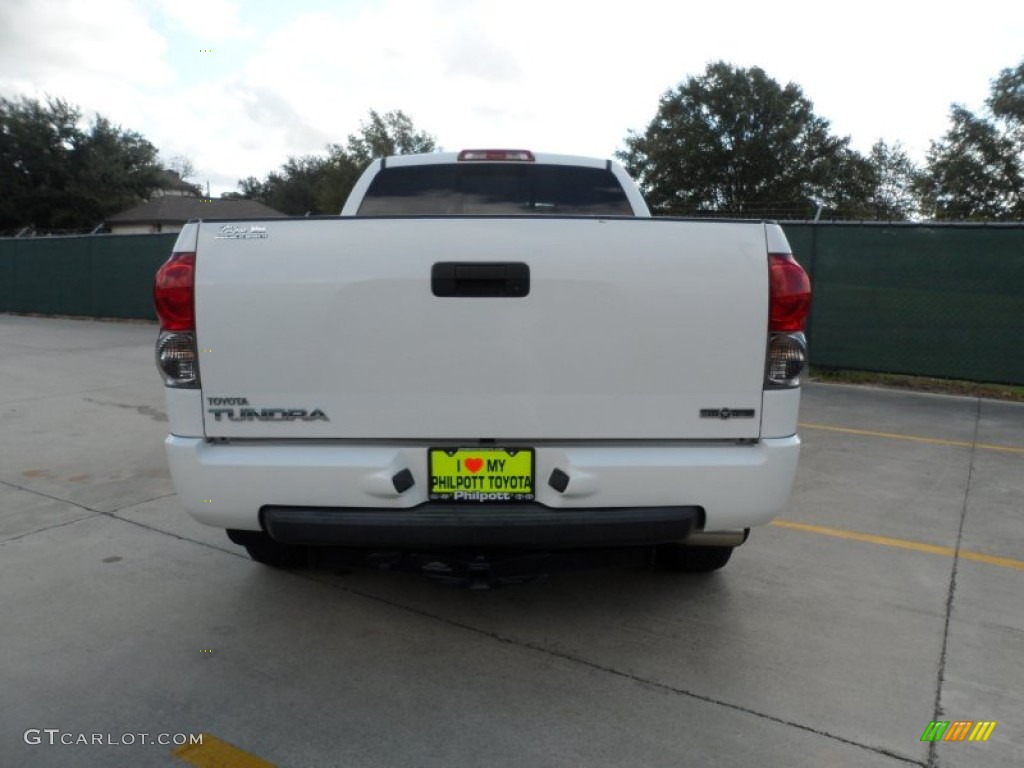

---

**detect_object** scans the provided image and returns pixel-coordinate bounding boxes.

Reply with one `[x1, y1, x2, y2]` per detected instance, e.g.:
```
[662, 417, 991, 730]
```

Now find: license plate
[428, 448, 535, 502]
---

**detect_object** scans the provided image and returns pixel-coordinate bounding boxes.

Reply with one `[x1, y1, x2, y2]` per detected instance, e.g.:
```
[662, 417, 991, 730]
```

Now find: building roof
[106, 197, 288, 224]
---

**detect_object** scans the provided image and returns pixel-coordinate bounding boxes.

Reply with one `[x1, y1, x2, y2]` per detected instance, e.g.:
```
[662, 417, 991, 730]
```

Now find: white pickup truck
[154, 149, 810, 583]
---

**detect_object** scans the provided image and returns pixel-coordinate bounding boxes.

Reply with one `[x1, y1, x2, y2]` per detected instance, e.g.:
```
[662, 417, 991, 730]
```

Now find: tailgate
[195, 217, 769, 440]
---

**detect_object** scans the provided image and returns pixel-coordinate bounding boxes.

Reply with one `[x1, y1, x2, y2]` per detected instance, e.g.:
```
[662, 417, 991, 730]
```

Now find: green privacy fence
[1, 225, 1023, 384]
[0, 233, 176, 319]
[784, 223, 1024, 385]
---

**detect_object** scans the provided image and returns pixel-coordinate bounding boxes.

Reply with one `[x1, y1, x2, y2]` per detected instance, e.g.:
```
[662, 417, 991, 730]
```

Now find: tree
[0, 96, 78, 231]
[988, 61, 1024, 141]
[864, 140, 919, 220]
[228, 109, 438, 215]
[70, 116, 166, 225]
[616, 62, 875, 218]
[314, 147, 362, 215]
[0, 96, 163, 232]
[223, 157, 326, 214]
[916, 60, 1024, 220]
[163, 153, 196, 182]
[222, 177, 265, 201]
[341, 109, 437, 168]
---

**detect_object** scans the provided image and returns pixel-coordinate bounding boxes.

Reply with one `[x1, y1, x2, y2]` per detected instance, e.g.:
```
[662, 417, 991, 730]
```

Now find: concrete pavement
[1, 314, 1021, 767]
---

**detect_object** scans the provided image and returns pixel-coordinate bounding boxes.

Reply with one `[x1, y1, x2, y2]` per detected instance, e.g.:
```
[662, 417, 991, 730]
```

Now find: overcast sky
[2, 0, 1023, 198]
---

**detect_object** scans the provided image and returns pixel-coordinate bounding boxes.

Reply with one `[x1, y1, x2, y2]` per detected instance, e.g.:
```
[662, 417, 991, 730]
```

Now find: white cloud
[190, 0, 1024, 188]
[156, 0, 251, 40]
[443, 32, 521, 82]
[3, 0, 1023, 196]
[0, 0, 174, 94]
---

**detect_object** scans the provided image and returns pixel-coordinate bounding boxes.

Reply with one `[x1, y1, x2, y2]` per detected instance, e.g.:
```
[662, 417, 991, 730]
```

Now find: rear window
[357, 164, 634, 216]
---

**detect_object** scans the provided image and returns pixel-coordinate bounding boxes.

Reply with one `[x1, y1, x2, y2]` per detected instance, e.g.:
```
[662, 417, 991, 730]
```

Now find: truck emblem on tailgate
[700, 408, 756, 420]
[214, 224, 268, 240]
[206, 398, 328, 422]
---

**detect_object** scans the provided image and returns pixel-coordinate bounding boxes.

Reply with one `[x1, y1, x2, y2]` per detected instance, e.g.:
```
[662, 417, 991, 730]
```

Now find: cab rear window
[357, 164, 633, 216]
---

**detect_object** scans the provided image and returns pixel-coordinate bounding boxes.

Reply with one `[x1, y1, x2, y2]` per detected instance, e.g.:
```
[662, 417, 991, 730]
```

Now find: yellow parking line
[799, 422, 1024, 455]
[174, 734, 276, 768]
[770, 520, 1024, 572]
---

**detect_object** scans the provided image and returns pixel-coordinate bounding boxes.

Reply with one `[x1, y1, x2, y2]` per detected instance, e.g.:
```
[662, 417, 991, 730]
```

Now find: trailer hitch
[311, 547, 653, 589]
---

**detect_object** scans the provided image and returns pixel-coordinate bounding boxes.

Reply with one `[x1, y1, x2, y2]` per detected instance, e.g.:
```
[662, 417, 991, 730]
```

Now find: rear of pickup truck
[155, 151, 810, 577]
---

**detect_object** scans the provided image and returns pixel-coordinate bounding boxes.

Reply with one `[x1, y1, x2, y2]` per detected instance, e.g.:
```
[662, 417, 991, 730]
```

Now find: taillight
[154, 252, 199, 388]
[156, 330, 200, 388]
[457, 149, 535, 162]
[768, 253, 811, 332]
[154, 251, 195, 331]
[766, 253, 811, 389]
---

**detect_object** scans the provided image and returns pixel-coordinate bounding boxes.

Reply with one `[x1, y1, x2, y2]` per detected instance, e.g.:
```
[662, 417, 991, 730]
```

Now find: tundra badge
[206, 397, 328, 422]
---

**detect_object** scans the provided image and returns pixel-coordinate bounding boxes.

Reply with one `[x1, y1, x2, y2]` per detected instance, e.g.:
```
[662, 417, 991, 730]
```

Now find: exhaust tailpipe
[683, 529, 749, 547]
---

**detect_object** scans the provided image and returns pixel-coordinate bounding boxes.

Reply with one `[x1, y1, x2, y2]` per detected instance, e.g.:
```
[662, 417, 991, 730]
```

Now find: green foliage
[864, 140, 919, 221]
[617, 62, 875, 218]
[228, 109, 438, 215]
[0, 96, 163, 232]
[71, 116, 165, 224]
[917, 59, 1024, 221]
[988, 61, 1024, 138]
[273, 156, 331, 216]
[315, 147, 362, 215]
[342, 109, 437, 168]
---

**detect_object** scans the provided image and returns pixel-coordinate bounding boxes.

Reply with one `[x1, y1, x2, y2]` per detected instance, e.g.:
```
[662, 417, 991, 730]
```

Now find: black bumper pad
[260, 503, 701, 549]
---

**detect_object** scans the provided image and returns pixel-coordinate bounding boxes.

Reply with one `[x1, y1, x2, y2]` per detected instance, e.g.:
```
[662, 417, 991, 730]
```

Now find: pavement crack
[109, 492, 178, 512]
[1, 514, 99, 543]
[927, 397, 981, 768]
[99, 509, 245, 558]
[0, 482, 206, 549]
[305, 575, 927, 767]
[0, 480, 175, 518]
[0, 477, 104, 514]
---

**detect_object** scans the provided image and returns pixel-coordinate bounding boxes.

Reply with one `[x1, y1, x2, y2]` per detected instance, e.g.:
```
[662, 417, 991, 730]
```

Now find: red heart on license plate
[464, 457, 484, 473]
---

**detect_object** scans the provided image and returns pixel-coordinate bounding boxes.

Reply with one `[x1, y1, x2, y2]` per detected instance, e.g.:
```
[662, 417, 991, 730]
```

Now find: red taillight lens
[154, 251, 195, 331]
[768, 253, 811, 332]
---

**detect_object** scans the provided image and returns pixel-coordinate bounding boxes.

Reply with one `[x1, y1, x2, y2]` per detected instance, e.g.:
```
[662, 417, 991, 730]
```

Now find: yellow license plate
[429, 448, 535, 502]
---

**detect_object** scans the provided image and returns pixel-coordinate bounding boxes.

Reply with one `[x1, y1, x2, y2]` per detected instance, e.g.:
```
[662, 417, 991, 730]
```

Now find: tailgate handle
[432, 262, 530, 298]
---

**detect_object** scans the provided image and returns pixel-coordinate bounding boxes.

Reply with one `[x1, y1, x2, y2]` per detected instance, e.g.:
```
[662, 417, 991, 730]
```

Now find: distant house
[152, 169, 204, 198]
[105, 197, 288, 235]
